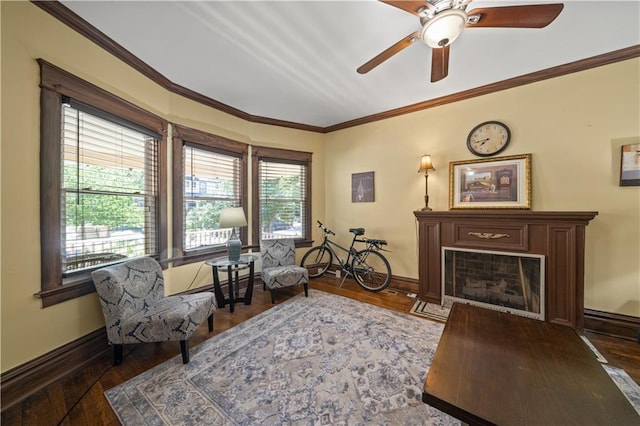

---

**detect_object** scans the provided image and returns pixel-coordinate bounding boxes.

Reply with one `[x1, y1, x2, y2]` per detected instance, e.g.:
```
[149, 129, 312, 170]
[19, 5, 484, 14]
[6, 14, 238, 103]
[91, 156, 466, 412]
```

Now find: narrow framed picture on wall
[620, 143, 640, 186]
[352, 172, 374, 202]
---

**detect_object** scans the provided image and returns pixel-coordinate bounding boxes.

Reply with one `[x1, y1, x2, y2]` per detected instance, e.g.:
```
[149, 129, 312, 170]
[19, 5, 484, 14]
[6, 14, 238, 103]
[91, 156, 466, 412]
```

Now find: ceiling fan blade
[380, 0, 434, 16]
[357, 31, 420, 74]
[466, 4, 564, 28]
[431, 45, 450, 82]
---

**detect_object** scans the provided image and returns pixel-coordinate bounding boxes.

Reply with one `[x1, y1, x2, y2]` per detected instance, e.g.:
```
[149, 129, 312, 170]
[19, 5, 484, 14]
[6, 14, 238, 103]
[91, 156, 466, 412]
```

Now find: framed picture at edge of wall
[352, 171, 374, 203]
[620, 143, 640, 186]
[449, 154, 532, 209]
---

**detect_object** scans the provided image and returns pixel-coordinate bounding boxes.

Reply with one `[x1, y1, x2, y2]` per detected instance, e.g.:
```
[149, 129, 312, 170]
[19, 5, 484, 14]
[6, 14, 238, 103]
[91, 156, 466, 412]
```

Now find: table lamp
[219, 207, 247, 261]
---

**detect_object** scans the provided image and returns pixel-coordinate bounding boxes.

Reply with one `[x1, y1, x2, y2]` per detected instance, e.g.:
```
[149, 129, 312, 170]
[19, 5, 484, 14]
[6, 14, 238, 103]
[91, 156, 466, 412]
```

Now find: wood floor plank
[584, 330, 640, 383]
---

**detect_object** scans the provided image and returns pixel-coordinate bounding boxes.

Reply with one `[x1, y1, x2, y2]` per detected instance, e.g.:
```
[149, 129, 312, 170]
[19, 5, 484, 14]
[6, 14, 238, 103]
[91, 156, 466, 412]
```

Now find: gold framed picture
[449, 154, 531, 209]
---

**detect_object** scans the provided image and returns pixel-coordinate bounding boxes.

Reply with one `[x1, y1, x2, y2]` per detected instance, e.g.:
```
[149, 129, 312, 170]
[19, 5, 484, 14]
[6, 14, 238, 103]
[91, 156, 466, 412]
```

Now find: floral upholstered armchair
[260, 238, 309, 304]
[91, 257, 215, 365]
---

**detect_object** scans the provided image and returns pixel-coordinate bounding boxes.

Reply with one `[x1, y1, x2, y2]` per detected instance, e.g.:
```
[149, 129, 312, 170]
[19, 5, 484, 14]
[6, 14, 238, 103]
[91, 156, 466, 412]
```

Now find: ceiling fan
[357, 0, 564, 82]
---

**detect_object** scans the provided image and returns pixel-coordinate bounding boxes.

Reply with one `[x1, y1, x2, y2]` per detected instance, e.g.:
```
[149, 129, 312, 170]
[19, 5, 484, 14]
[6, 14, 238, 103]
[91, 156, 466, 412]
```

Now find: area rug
[409, 299, 450, 322]
[603, 365, 640, 415]
[105, 290, 459, 425]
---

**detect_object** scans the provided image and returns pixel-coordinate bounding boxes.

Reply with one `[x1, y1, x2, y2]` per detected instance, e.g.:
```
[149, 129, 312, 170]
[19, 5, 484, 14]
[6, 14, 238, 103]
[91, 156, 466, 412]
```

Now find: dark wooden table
[206, 255, 258, 313]
[423, 303, 639, 425]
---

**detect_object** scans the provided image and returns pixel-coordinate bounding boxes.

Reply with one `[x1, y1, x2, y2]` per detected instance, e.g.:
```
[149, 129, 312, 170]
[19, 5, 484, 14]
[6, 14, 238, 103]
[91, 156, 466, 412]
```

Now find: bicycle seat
[349, 228, 365, 236]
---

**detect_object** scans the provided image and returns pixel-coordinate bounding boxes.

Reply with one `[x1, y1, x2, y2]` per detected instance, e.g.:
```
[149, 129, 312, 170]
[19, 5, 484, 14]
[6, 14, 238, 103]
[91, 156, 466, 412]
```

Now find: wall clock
[467, 121, 511, 157]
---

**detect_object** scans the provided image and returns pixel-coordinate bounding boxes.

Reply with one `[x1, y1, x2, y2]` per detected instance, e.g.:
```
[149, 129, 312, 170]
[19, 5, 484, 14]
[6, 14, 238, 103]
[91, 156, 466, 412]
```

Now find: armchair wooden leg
[180, 340, 190, 364]
[304, 282, 308, 297]
[113, 344, 123, 366]
[270, 289, 276, 304]
[208, 314, 214, 332]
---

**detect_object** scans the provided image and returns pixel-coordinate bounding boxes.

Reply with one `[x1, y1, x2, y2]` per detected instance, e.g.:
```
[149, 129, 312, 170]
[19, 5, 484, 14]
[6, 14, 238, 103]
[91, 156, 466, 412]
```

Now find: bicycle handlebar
[316, 220, 335, 236]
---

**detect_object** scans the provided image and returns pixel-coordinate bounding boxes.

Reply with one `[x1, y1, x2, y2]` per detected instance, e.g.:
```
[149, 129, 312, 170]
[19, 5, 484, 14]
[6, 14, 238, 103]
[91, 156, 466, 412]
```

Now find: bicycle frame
[317, 235, 358, 273]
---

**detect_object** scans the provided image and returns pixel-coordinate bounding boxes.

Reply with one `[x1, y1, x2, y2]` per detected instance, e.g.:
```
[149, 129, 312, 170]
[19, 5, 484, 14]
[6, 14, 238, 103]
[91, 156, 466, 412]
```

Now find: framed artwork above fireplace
[442, 246, 545, 321]
[449, 154, 531, 209]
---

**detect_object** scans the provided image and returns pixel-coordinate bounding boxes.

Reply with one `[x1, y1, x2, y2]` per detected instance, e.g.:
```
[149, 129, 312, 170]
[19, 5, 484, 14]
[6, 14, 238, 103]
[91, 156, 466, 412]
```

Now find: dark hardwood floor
[2, 275, 639, 425]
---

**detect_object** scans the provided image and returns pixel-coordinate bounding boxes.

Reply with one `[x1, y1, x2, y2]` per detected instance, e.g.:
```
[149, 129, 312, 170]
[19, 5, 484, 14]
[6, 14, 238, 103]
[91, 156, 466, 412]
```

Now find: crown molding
[32, 1, 640, 134]
[324, 45, 640, 133]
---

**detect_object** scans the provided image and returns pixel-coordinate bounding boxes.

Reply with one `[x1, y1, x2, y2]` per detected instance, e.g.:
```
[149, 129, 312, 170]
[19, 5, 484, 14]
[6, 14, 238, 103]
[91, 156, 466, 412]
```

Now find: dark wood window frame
[171, 124, 248, 266]
[251, 146, 313, 248]
[37, 59, 168, 307]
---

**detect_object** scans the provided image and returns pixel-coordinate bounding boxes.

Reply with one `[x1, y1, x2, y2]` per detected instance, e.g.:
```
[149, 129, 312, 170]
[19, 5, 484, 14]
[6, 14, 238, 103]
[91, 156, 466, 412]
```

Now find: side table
[206, 255, 258, 313]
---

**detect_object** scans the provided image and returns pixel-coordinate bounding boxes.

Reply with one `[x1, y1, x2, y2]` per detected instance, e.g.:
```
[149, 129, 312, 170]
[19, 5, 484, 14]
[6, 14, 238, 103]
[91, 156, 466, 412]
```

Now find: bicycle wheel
[301, 246, 333, 278]
[351, 249, 391, 291]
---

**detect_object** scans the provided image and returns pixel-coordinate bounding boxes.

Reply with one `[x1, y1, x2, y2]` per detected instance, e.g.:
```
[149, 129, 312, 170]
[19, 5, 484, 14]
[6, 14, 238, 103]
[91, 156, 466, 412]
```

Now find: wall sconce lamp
[219, 207, 247, 261]
[418, 154, 435, 211]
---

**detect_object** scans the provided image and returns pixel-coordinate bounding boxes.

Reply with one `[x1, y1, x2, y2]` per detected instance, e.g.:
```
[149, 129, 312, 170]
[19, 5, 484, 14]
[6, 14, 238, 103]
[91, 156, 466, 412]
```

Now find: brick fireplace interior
[442, 247, 545, 320]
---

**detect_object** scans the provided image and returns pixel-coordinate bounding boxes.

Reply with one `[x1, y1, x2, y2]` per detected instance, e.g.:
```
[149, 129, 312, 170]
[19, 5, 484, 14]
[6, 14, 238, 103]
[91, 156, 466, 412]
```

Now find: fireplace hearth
[442, 247, 545, 320]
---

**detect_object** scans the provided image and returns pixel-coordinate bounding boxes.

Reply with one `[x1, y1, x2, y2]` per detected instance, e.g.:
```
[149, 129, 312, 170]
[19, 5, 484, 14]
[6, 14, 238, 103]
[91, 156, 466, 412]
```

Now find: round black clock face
[467, 121, 511, 157]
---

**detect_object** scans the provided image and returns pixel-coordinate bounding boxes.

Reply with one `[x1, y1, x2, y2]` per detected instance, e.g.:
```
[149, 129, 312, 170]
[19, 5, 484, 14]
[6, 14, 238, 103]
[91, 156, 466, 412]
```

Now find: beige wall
[323, 59, 640, 318]
[1, 2, 638, 373]
[0, 2, 324, 372]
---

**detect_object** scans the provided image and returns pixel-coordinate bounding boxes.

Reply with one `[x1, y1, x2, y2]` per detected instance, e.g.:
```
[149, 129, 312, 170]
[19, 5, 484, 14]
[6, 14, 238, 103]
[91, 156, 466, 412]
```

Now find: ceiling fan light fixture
[421, 9, 467, 48]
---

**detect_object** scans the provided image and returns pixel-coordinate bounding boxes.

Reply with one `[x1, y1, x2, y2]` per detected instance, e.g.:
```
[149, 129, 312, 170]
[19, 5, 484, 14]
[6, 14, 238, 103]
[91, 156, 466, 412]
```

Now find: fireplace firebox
[442, 247, 545, 320]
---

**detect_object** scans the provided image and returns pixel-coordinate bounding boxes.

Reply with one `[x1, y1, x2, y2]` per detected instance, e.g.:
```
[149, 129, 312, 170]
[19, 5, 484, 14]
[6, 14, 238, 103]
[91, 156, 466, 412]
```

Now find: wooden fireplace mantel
[414, 210, 598, 329]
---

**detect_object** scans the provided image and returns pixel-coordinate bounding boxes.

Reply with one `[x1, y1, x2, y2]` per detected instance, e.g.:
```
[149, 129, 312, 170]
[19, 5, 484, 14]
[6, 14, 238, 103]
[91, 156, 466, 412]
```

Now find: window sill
[36, 279, 95, 308]
[169, 248, 228, 267]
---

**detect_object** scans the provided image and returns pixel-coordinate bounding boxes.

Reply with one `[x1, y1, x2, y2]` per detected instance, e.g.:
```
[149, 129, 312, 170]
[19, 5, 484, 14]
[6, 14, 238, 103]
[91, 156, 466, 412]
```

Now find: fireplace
[414, 210, 597, 329]
[442, 247, 545, 320]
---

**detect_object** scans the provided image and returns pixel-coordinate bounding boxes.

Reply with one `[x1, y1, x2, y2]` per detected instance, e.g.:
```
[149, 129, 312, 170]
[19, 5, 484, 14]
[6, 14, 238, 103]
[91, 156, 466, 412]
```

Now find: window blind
[183, 144, 242, 251]
[258, 160, 307, 240]
[61, 103, 159, 273]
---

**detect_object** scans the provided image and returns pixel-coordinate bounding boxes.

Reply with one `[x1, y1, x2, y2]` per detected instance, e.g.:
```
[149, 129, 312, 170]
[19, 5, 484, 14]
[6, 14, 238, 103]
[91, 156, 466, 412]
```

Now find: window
[61, 102, 159, 273]
[38, 59, 167, 307]
[252, 147, 312, 244]
[172, 125, 247, 263]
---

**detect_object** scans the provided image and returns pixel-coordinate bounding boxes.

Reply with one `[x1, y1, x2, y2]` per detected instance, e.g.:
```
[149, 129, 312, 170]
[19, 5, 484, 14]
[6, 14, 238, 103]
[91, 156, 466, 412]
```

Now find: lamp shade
[219, 207, 247, 228]
[421, 9, 467, 48]
[418, 154, 435, 173]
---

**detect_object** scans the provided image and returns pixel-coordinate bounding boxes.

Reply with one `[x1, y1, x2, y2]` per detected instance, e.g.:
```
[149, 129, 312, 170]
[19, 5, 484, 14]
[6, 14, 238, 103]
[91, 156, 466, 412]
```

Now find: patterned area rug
[409, 299, 450, 322]
[604, 365, 640, 415]
[105, 290, 459, 425]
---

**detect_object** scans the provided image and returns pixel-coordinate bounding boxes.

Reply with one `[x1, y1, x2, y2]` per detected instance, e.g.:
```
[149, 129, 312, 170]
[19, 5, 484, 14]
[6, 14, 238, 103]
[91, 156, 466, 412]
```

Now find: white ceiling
[60, 0, 640, 129]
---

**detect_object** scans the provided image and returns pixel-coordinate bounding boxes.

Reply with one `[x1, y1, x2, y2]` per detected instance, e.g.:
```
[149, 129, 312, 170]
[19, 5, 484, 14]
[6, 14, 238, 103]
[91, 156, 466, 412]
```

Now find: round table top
[205, 254, 259, 267]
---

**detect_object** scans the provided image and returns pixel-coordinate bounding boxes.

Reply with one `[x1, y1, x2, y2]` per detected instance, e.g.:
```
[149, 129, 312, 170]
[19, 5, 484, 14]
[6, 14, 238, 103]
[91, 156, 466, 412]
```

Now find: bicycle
[300, 220, 392, 292]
